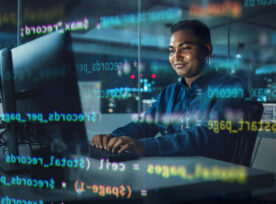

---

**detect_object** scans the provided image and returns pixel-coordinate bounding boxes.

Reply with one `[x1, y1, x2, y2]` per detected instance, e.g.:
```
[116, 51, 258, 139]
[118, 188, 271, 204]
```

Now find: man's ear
[205, 43, 213, 58]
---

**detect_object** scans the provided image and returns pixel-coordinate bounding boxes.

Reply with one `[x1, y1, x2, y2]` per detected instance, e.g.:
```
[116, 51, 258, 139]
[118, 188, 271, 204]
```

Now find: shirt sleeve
[140, 98, 247, 159]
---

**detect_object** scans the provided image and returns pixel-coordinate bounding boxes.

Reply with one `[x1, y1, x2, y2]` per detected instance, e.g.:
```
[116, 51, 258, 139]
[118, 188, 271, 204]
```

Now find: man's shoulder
[209, 71, 247, 90]
[206, 71, 248, 99]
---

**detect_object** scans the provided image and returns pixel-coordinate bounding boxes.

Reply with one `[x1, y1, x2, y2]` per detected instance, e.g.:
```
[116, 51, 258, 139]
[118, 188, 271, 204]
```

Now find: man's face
[169, 29, 206, 78]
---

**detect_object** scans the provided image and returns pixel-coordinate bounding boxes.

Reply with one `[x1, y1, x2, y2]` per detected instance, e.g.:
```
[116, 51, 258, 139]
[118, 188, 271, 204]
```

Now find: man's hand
[91, 134, 144, 155]
[107, 136, 144, 155]
[91, 134, 113, 150]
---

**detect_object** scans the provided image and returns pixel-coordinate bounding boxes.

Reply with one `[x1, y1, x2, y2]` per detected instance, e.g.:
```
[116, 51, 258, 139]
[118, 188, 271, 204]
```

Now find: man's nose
[175, 49, 183, 60]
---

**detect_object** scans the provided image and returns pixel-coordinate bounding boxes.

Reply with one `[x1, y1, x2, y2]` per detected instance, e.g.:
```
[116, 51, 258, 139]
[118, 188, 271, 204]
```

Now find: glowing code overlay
[98, 158, 126, 172]
[84, 88, 130, 99]
[75, 60, 124, 73]
[1, 196, 44, 204]
[208, 86, 276, 99]
[244, 0, 276, 7]
[147, 163, 247, 184]
[74, 181, 132, 199]
[20, 17, 89, 38]
[0, 175, 55, 190]
[100, 8, 181, 28]
[5, 154, 88, 170]
[0, 4, 64, 28]
[208, 119, 276, 134]
[189, 1, 242, 18]
[0, 112, 101, 123]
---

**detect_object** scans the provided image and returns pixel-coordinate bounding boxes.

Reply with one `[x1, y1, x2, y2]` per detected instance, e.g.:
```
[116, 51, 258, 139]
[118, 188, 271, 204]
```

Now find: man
[91, 20, 248, 162]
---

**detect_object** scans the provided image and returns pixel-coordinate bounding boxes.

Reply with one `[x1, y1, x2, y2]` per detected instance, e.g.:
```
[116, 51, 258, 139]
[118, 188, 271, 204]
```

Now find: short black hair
[170, 20, 211, 45]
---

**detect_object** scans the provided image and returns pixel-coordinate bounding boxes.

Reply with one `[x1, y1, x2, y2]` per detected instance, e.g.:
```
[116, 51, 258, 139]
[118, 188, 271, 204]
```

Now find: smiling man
[91, 20, 248, 162]
[168, 26, 211, 87]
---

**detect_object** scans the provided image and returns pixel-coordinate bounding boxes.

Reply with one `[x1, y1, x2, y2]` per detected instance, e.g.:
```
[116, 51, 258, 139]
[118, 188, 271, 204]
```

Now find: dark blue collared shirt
[112, 70, 248, 162]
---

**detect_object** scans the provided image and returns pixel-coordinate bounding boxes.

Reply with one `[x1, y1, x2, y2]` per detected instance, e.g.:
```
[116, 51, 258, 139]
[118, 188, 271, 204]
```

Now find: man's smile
[174, 62, 189, 69]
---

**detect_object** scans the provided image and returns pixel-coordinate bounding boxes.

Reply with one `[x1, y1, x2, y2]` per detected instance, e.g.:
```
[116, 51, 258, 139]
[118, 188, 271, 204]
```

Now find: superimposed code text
[20, 17, 89, 38]
[208, 86, 276, 99]
[147, 163, 247, 184]
[5, 154, 87, 169]
[1, 196, 43, 204]
[0, 175, 55, 190]
[208, 119, 276, 133]
[76, 60, 125, 74]
[244, 0, 276, 7]
[0, 112, 101, 123]
[74, 181, 132, 199]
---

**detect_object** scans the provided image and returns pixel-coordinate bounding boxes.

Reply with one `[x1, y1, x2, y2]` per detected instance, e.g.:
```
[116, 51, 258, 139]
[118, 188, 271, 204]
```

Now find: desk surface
[0, 156, 274, 203]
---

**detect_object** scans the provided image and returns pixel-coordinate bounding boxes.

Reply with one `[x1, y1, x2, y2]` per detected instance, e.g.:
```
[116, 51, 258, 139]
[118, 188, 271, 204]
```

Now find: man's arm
[110, 84, 179, 140]
[111, 117, 160, 139]
[92, 95, 162, 153]
[140, 98, 248, 161]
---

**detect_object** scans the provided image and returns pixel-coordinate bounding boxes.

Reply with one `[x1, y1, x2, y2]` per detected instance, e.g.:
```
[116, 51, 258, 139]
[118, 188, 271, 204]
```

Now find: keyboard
[88, 145, 139, 162]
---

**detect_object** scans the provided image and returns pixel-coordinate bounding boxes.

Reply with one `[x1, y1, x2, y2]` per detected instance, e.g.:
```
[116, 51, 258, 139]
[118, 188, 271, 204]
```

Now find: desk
[0, 156, 274, 203]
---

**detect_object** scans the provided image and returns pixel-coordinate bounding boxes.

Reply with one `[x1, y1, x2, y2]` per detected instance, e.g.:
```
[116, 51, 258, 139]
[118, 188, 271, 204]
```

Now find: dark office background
[0, 0, 276, 202]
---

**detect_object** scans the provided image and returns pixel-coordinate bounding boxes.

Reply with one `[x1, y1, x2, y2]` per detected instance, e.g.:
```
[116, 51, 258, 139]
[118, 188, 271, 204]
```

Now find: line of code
[20, 17, 89, 38]
[5, 154, 87, 170]
[0, 5, 65, 27]
[1, 196, 43, 204]
[208, 119, 276, 133]
[189, 1, 242, 18]
[147, 163, 247, 184]
[244, 0, 276, 7]
[84, 89, 130, 99]
[0, 175, 55, 190]
[0, 112, 101, 123]
[208, 86, 276, 99]
[76, 60, 124, 73]
[74, 181, 132, 199]
[100, 8, 181, 28]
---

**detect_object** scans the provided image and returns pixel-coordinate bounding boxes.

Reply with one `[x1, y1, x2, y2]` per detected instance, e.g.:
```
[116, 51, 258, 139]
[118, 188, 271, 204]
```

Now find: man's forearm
[112, 121, 160, 139]
[139, 127, 235, 159]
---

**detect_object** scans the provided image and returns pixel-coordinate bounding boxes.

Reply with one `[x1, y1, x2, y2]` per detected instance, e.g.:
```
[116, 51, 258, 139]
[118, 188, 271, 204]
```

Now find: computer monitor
[10, 31, 88, 155]
[0, 48, 18, 156]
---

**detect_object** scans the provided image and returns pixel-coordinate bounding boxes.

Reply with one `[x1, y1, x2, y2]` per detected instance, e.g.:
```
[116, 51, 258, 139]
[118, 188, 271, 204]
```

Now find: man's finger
[107, 137, 118, 151]
[118, 144, 129, 154]
[95, 135, 103, 149]
[91, 135, 98, 146]
[103, 134, 112, 150]
[112, 138, 124, 153]
[92, 135, 98, 148]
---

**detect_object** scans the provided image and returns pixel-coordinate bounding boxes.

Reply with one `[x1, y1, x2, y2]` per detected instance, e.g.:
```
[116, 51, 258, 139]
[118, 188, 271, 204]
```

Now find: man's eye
[182, 47, 191, 50]
[169, 50, 175, 53]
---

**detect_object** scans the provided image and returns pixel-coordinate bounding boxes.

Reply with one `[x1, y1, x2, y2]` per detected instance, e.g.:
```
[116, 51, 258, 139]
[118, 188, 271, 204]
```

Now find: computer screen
[11, 31, 88, 154]
[0, 48, 18, 158]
